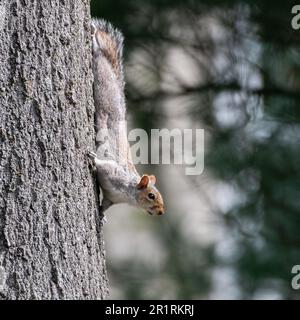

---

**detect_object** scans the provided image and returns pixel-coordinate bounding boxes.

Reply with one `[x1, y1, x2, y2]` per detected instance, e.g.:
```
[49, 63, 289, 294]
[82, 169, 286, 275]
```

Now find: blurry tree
[92, 0, 300, 299]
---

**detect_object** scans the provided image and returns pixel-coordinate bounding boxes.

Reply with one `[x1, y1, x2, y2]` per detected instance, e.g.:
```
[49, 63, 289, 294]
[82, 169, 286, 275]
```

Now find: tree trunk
[0, 0, 108, 299]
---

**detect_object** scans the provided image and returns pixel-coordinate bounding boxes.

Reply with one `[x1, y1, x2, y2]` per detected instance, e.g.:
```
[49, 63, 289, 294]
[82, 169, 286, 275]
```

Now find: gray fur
[91, 18, 124, 87]
[91, 19, 165, 216]
[92, 19, 140, 207]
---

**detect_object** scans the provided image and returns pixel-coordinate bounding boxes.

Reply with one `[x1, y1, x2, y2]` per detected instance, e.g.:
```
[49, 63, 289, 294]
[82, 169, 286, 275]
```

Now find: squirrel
[88, 19, 165, 216]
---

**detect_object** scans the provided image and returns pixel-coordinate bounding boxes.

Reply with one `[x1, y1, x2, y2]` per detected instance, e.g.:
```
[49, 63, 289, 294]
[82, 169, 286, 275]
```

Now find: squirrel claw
[88, 151, 97, 159]
[101, 215, 107, 225]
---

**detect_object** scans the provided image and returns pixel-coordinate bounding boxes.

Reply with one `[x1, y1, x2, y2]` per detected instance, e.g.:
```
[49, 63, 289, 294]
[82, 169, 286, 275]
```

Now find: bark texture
[0, 0, 108, 299]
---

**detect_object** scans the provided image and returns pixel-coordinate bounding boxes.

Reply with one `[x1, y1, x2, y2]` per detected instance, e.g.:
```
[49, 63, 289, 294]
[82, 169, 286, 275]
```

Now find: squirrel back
[91, 19, 136, 174]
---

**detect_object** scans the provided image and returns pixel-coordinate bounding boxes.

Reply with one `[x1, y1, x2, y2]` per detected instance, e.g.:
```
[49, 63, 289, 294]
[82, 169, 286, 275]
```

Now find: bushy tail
[91, 18, 124, 86]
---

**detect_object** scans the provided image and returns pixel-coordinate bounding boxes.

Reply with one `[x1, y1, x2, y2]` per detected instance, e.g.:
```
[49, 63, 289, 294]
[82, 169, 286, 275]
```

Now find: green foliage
[92, 0, 300, 299]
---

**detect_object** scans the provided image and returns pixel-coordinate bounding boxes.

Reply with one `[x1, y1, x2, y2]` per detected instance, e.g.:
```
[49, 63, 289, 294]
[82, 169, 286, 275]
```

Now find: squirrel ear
[137, 175, 149, 189]
[149, 175, 156, 185]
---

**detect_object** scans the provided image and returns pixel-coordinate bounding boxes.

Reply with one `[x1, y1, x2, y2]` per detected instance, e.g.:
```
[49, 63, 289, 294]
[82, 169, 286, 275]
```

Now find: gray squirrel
[89, 19, 165, 216]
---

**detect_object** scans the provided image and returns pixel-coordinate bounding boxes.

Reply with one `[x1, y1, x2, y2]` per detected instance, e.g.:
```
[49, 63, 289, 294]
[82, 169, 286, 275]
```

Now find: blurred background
[91, 0, 300, 299]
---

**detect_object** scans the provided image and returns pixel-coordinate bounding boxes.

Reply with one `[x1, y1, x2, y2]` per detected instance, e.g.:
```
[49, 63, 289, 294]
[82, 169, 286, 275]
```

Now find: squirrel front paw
[87, 151, 97, 160]
[101, 215, 108, 225]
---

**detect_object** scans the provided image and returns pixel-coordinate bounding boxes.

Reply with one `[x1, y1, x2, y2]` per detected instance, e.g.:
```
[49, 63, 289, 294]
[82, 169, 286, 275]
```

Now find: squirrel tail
[91, 18, 124, 86]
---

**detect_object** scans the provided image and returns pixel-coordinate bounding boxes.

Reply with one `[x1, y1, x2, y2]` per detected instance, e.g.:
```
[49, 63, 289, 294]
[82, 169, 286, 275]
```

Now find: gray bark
[0, 0, 108, 299]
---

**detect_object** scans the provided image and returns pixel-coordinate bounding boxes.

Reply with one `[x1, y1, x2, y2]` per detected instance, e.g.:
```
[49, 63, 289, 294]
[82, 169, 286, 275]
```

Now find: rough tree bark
[0, 0, 108, 299]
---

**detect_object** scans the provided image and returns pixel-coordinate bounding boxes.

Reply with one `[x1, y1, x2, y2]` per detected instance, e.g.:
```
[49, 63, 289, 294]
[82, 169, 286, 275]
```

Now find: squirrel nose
[158, 210, 164, 215]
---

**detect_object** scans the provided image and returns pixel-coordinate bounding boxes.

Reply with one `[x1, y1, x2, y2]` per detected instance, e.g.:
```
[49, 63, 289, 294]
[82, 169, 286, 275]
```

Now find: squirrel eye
[148, 193, 155, 200]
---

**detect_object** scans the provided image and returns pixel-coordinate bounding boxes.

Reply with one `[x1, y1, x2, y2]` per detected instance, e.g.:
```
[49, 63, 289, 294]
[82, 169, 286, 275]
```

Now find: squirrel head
[136, 174, 165, 216]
